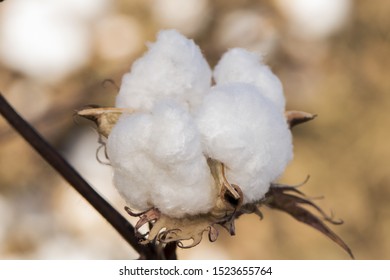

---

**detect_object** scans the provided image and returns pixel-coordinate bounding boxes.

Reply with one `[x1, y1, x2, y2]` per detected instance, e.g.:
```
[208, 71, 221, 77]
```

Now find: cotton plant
[78, 30, 352, 257]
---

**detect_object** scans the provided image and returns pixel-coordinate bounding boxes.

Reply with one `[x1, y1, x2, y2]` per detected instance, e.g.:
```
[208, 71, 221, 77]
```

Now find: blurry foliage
[0, 0, 389, 259]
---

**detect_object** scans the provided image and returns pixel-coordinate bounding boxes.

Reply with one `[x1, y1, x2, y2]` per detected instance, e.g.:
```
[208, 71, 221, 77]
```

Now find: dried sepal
[125, 207, 161, 231]
[124, 159, 245, 248]
[77, 106, 131, 138]
[150, 215, 219, 248]
[126, 207, 220, 248]
[263, 184, 354, 259]
[285, 110, 317, 128]
[208, 158, 243, 217]
[237, 203, 264, 220]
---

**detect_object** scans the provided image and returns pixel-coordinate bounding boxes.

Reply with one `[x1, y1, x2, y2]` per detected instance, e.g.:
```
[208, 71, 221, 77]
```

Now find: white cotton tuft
[275, 0, 351, 40]
[0, 0, 92, 82]
[214, 48, 285, 112]
[107, 101, 215, 218]
[195, 83, 293, 203]
[115, 29, 212, 112]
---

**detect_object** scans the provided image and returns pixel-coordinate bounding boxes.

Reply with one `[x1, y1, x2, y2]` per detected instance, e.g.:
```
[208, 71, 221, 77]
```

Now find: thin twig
[0, 92, 164, 259]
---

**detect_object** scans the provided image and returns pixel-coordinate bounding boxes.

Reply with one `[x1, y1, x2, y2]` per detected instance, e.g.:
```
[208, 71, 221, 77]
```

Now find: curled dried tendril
[126, 207, 219, 248]
[77, 106, 353, 258]
[102, 79, 120, 91]
[124, 158, 244, 248]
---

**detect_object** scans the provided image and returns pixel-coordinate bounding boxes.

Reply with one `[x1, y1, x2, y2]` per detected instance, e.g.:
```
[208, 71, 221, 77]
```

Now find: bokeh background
[0, 0, 389, 259]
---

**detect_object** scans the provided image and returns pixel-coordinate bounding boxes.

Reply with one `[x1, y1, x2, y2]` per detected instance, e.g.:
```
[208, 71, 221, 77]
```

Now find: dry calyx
[77, 30, 353, 258]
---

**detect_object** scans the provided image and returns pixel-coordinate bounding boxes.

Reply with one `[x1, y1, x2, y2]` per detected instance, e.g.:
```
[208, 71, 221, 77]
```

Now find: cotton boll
[151, 0, 210, 36]
[195, 83, 293, 203]
[95, 14, 144, 61]
[0, 0, 92, 82]
[214, 10, 279, 55]
[214, 48, 285, 112]
[56, 0, 110, 21]
[107, 101, 215, 218]
[275, 0, 351, 40]
[116, 30, 212, 112]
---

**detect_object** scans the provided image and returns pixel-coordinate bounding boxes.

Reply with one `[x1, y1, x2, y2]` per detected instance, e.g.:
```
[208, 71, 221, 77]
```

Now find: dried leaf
[264, 186, 354, 259]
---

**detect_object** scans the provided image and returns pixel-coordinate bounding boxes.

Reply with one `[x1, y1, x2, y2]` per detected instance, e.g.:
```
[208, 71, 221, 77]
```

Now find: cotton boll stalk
[214, 48, 285, 112]
[196, 83, 293, 203]
[107, 101, 215, 218]
[116, 30, 212, 112]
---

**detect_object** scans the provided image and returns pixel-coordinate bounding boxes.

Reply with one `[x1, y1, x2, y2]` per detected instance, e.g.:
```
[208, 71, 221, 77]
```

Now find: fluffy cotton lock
[115, 29, 212, 112]
[107, 101, 215, 218]
[195, 83, 293, 203]
[214, 48, 285, 112]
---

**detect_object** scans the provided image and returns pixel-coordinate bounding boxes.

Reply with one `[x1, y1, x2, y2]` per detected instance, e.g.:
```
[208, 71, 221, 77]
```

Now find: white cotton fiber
[195, 83, 293, 203]
[115, 29, 212, 112]
[107, 101, 215, 218]
[213, 48, 285, 112]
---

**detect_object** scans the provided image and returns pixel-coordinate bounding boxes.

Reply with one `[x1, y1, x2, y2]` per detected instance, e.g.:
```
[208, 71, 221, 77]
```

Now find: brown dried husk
[77, 107, 353, 258]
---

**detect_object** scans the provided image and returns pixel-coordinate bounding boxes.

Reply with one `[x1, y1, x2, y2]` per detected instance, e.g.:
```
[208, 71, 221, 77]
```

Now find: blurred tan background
[0, 0, 389, 259]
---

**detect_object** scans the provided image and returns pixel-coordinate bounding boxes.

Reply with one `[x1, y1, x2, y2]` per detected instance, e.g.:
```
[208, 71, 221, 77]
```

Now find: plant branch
[0, 92, 165, 259]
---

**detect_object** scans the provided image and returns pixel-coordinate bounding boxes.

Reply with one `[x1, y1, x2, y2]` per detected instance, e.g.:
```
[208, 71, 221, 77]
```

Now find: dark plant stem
[163, 242, 178, 260]
[0, 93, 176, 260]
